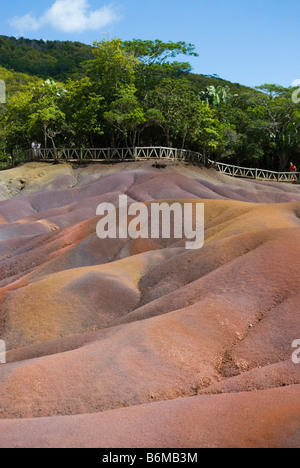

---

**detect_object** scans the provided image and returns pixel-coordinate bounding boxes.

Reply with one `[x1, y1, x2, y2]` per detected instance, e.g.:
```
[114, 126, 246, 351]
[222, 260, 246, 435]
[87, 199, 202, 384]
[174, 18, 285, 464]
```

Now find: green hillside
[188, 73, 254, 96]
[0, 35, 253, 95]
[0, 66, 40, 95]
[0, 36, 93, 81]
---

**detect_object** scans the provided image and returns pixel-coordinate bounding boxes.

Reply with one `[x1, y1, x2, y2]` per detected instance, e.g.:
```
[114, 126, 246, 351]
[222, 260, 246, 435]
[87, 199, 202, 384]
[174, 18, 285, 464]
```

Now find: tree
[122, 39, 199, 101]
[122, 39, 198, 65]
[84, 38, 139, 102]
[64, 77, 104, 147]
[194, 107, 226, 158]
[104, 84, 146, 147]
[250, 85, 300, 170]
[0, 88, 34, 152]
[28, 80, 67, 151]
[147, 78, 221, 150]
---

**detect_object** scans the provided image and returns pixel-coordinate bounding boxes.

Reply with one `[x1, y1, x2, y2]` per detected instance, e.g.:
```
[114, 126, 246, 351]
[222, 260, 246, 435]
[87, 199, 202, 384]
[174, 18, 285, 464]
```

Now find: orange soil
[0, 161, 299, 447]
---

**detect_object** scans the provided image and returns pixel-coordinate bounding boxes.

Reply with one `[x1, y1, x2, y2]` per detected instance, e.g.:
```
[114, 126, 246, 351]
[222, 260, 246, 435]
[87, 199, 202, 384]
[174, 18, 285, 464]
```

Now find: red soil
[0, 161, 299, 448]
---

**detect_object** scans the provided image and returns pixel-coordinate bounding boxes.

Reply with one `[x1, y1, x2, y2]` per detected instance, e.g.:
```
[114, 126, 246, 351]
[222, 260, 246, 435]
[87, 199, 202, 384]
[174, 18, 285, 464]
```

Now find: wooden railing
[25, 147, 299, 182]
[209, 160, 300, 182]
[25, 146, 205, 164]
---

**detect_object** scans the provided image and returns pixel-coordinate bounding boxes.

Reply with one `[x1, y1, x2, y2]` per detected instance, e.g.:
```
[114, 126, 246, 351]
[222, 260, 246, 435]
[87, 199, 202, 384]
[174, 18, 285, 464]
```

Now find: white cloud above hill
[9, 0, 119, 34]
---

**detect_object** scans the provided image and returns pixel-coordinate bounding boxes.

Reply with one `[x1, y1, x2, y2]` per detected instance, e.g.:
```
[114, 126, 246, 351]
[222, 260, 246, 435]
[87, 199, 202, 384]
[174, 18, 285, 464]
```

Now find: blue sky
[1, 0, 299, 88]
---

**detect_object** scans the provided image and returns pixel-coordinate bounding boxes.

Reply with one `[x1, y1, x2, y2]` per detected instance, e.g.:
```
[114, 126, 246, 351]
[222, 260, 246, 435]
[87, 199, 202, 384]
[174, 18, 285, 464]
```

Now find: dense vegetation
[0, 36, 299, 171]
[0, 36, 93, 81]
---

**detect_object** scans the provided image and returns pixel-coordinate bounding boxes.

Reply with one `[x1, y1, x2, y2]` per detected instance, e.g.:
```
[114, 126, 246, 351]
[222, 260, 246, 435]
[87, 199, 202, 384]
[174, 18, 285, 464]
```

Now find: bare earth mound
[0, 161, 299, 448]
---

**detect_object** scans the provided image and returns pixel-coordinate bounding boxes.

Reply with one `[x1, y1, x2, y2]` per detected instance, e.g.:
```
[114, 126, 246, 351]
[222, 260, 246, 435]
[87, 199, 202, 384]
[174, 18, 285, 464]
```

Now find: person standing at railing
[290, 162, 297, 181]
[37, 142, 41, 158]
[31, 141, 37, 158]
[31, 141, 42, 158]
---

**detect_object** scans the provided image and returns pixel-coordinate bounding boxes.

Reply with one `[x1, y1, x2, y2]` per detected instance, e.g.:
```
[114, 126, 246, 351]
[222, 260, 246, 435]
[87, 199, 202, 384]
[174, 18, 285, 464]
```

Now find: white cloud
[9, 13, 41, 32]
[8, 0, 119, 34]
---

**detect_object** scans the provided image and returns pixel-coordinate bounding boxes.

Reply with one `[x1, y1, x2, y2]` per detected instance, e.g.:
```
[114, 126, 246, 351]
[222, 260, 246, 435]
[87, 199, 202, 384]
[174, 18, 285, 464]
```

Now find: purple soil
[0, 161, 300, 448]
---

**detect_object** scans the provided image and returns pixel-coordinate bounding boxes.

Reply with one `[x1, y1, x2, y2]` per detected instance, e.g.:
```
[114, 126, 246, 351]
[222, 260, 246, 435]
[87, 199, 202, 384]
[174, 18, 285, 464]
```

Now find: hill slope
[0, 65, 40, 95]
[0, 35, 254, 95]
[0, 162, 299, 447]
[0, 36, 93, 81]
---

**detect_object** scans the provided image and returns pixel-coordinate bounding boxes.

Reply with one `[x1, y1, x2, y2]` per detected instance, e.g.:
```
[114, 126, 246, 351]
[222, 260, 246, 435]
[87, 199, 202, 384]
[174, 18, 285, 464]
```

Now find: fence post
[255, 168, 258, 180]
[134, 146, 137, 161]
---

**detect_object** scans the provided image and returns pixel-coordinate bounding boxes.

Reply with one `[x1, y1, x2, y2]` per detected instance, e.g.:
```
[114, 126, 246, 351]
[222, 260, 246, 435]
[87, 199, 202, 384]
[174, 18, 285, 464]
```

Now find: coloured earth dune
[0, 160, 299, 448]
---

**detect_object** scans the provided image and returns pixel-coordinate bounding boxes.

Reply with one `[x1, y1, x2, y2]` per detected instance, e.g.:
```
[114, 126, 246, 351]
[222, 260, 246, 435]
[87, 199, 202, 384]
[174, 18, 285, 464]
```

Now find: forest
[0, 36, 93, 81]
[0, 35, 299, 171]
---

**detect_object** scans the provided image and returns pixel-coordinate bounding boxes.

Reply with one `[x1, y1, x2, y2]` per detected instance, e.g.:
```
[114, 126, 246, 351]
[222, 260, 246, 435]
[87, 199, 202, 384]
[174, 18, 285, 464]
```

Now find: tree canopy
[0, 35, 93, 81]
[0, 36, 299, 172]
